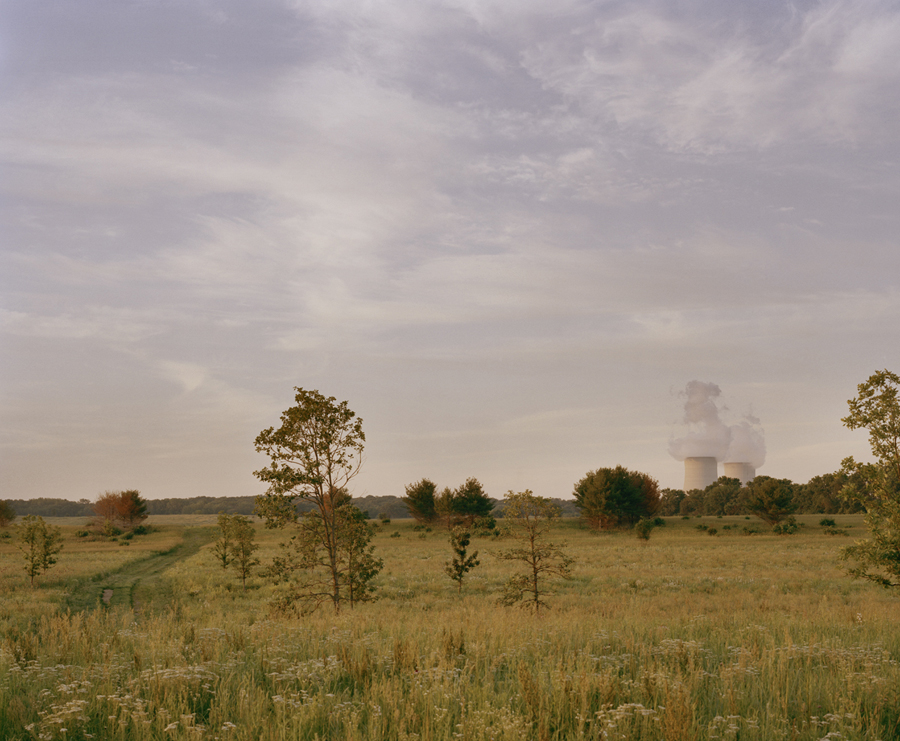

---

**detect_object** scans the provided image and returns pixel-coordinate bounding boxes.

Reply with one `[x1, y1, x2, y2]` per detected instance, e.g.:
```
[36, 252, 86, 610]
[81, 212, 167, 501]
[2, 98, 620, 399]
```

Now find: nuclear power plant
[723, 461, 756, 485]
[671, 381, 766, 492]
[684, 457, 718, 491]
[682, 458, 757, 491]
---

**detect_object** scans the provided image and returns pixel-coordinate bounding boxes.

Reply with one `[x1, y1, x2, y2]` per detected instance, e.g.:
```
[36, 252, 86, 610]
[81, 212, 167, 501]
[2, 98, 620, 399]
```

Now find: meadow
[0, 514, 898, 741]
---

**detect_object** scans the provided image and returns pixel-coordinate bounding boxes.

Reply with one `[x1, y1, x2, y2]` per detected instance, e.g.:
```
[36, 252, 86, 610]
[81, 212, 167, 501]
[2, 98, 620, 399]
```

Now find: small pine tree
[17, 515, 63, 587]
[444, 527, 479, 593]
[213, 512, 235, 569]
[228, 516, 260, 590]
[496, 490, 573, 613]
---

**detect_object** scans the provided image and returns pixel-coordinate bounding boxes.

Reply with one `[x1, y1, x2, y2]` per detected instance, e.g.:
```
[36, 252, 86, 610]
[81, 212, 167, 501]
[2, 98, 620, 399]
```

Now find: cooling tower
[723, 462, 755, 485]
[684, 457, 718, 491]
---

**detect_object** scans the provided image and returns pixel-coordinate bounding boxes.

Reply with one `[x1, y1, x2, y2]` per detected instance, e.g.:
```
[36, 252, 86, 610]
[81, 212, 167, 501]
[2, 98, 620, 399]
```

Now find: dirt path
[68, 527, 215, 615]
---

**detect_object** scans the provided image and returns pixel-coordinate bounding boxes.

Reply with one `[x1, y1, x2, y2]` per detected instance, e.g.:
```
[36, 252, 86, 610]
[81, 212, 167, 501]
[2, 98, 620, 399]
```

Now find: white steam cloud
[668, 381, 766, 468]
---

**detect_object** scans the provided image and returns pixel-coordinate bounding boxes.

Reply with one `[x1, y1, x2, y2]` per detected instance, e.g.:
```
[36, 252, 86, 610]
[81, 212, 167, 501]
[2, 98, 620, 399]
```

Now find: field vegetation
[0, 513, 898, 740]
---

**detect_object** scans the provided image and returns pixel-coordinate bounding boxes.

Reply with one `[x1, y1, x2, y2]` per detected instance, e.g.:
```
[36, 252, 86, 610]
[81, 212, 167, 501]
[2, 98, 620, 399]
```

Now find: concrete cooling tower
[723, 462, 755, 485]
[684, 457, 718, 491]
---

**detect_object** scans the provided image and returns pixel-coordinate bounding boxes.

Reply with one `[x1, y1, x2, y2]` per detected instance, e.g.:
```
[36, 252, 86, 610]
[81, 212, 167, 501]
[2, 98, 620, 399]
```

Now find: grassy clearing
[0, 515, 897, 740]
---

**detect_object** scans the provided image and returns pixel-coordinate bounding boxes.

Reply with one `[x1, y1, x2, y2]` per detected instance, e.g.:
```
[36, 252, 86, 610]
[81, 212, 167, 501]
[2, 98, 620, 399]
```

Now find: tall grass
[0, 516, 897, 740]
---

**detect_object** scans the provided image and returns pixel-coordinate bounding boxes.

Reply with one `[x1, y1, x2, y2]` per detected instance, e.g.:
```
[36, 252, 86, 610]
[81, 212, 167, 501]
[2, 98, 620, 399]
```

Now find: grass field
[0, 514, 897, 740]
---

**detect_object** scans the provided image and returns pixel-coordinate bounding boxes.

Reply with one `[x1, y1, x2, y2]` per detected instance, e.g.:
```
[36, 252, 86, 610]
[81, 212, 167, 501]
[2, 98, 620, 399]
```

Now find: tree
[402, 478, 438, 523]
[254, 388, 380, 613]
[117, 490, 148, 529]
[746, 476, 796, 526]
[265, 500, 381, 614]
[706, 477, 742, 516]
[228, 516, 260, 590]
[573, 466, 660, 530]
[213, 513, 236, 569]
[496, 490, 573, 612]
[840, 370, 900, 589]
[0, 500, 16, 527]
[17, 515, 63, 587]
[435, 478, 494, 528]
[445, 526, 480, 593]
[93, 490, 148, 531]
[340, 505, 383, 607]
[843, 370, 900, 481]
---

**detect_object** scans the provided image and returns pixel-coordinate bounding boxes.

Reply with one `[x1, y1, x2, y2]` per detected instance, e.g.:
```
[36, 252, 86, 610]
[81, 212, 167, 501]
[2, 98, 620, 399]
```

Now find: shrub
[772, 516, 799, 535]
[820, 517, 837, 528]
[707, 528, 718, 536]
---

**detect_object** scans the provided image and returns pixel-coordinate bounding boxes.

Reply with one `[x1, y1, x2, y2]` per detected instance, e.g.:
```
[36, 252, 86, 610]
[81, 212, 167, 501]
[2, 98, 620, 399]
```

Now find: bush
[390, 531, 401, 538]
[707, 528, 718, 536]
[820, 517, 837, 528]
[772, 516, 799, 535]
[634, 519, 656, 541]
[652, 517, 666, 527]
[132, 524, 151, 536]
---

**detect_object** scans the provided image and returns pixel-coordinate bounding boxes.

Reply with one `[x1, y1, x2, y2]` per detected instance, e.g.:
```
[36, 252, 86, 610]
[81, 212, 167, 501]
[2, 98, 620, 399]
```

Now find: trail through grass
[64, 526, 215, 613]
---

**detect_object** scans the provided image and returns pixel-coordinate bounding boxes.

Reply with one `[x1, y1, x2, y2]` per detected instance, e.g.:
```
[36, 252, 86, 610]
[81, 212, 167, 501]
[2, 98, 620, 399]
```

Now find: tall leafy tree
[746, 476, 797, 525]
[254, 388, 380, 613]
[496, 490, 573, 612]
[840, 370, 900, 588]
[17, 515, 63, 587]
[573, 466, 660, 530]
[402, 478, 438, 523]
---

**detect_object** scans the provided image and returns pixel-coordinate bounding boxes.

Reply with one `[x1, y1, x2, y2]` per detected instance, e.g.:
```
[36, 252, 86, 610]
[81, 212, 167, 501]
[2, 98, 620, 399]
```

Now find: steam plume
[668, 381, 766, 468]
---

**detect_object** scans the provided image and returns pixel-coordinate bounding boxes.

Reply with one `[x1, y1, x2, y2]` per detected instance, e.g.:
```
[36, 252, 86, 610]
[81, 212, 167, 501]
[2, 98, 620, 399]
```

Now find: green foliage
[213, 512, 236, 569]
[843, 369, 900, 480]
[634, 518, 657, 541]
[772, 516, 799, 535]
[265, 502, 382, 614]
[434, 478, 494, 528]
[840, 370, 900, 590]
[403, 478, 438, 523]
[746, 476, 797, 526]
[228, 515, 260, 590]
[820, 518, 837, 528]
[0, 500, 16, 527]
[573, 466, 660, 530]
[444, 527, 480, 593]
[254, 388, 379, 613]
[496, 490, 573, 612]
[16, 515, 63, 587]
[656, 488, 685, 516]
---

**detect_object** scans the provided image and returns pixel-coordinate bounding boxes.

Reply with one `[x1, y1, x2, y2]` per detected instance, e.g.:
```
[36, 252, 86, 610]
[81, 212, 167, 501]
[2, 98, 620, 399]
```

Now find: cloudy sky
[2, 0, 898, 502]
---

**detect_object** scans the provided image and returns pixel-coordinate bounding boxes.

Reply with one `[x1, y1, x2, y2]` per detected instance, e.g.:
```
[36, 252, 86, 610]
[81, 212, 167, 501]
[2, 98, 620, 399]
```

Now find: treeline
[6, 493, 581, 519]
[657, 470, 865, 517]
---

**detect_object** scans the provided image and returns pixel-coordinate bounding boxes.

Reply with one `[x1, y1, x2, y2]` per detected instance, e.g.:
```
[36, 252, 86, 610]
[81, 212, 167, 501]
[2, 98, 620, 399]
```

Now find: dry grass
[0, 514, 897, 740]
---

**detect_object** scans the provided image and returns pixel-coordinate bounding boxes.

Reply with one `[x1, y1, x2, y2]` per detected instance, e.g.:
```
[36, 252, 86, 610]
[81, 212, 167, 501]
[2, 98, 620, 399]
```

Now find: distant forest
[5, 470, 857, 521]
[4, 495, 582, 519]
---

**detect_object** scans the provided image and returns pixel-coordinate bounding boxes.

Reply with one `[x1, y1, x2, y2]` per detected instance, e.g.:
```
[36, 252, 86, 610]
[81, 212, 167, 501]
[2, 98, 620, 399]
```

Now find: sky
[2, 0, 899, 502]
